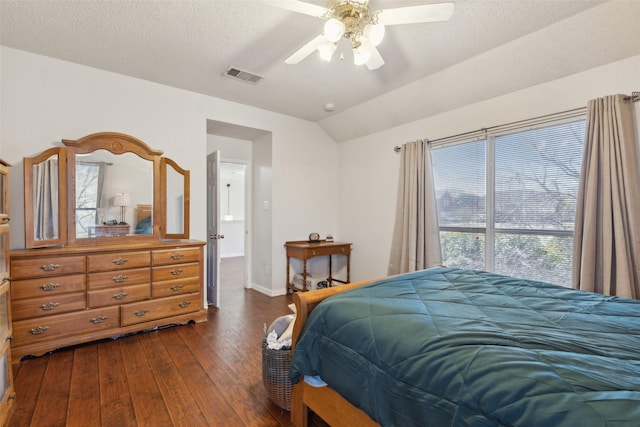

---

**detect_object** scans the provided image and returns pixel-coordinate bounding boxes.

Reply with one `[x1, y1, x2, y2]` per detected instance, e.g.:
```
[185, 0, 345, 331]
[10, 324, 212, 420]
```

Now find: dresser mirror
[161, 158, 190, 239]
[24, 147, 68, 248]
[23, 132, 190, 248]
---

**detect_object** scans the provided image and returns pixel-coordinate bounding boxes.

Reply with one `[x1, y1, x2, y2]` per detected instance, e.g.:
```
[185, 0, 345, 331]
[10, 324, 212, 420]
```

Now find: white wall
[0, 46, 339, 297]
[338, 55, 640, 283]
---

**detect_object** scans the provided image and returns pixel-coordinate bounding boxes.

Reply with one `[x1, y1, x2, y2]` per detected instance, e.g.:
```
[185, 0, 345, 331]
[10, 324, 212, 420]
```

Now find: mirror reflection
[165, 165, 184, 235]
[32, 153, 61, 241]
[75, 150, 153, 238]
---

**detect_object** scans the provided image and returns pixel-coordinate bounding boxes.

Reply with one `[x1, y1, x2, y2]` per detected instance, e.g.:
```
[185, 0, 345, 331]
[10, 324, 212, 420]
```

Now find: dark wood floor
[8, 257, 327, 426]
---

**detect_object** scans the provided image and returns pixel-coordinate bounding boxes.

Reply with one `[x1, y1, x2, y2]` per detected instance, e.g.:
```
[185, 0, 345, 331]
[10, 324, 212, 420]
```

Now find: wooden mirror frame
[161, 157, 190, 240]
[23, 132, 191, 248]
[24, 147, 68, 249]
[63, 132, 162, 245]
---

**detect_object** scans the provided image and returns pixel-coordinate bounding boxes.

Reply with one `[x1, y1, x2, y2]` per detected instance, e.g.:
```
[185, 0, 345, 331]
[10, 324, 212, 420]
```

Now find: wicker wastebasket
[262, 337, 293, 411]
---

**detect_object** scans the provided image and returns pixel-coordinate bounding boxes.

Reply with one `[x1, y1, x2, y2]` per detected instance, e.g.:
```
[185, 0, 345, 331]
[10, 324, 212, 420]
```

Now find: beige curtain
[388, 139, 442, 275]
[33, 156, 59, 240]
[573, 94, 640, 298]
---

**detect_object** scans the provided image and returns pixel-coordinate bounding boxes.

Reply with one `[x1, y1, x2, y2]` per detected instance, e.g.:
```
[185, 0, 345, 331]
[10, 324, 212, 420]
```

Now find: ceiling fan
[273, 0, 455, 70]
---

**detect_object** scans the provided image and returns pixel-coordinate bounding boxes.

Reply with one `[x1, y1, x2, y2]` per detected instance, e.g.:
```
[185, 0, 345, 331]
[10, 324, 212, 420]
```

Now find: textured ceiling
[2, 1, 639, 142]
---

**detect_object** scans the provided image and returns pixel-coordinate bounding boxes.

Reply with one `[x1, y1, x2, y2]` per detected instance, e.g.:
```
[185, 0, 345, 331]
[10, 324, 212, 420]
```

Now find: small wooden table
[285, 240, 352, 292]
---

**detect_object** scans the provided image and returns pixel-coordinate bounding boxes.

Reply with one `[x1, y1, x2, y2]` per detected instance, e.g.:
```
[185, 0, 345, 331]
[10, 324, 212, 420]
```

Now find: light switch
[263, 200, 270, 210]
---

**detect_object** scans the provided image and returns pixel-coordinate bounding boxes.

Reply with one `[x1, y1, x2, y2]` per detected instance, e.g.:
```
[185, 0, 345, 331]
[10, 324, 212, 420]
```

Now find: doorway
[219, 162, 247, 299]
[206, 120, 272, 305]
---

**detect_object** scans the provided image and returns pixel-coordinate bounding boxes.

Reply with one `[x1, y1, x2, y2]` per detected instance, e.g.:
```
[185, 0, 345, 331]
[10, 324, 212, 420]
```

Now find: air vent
[223, 67, 263, 85]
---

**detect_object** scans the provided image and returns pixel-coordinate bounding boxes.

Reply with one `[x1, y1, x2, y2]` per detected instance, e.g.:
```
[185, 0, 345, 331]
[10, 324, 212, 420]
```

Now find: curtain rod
[394, 106, 586, 152]
[624, 91, 639, 102]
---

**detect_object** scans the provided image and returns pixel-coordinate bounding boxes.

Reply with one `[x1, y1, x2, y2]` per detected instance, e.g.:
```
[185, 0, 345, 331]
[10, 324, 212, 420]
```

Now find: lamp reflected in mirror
[114, 193, 130, 224]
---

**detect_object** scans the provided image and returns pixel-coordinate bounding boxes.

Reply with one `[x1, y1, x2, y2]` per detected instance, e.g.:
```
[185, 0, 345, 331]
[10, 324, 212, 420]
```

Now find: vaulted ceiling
[2, 1, 639, 142]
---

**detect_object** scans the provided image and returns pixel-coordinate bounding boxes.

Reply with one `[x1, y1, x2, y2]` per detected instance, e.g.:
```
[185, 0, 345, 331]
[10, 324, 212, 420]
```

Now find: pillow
[267, 314, 294, 339]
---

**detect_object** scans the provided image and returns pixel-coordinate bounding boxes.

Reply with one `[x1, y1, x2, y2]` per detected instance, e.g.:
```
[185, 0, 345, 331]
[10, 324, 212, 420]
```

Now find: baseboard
[221, 253, 244, 258]
[251, 282, 288, 297]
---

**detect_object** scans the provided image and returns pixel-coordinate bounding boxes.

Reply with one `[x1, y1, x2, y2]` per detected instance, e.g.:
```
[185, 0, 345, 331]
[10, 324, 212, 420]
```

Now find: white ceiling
[2, 1, 639, 142]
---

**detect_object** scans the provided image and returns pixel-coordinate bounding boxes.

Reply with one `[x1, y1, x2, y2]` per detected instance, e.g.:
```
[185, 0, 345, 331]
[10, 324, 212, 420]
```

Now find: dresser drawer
[152, 277, 200, 298]
[12, 292, 86, 320]
[88, 267, 150, 290]
[12, 306, 120, 347]
[11, 274, 86, 300]
[11, 255, 85, 279]
[121, 293, 201, 326]
[152, 263, 199, 282]
[87, 251, 150, 272]
[152, 247, 201, 266]
[88, 283, 150, 308]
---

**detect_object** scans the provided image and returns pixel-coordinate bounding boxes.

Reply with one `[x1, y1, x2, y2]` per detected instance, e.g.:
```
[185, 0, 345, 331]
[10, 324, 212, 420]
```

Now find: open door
[206, 151, 222, 307]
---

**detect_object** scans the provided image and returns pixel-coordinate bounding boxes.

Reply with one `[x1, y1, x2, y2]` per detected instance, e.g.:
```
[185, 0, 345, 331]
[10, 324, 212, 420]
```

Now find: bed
[289, 267, 640, 427]
[135, 203, 152, 234]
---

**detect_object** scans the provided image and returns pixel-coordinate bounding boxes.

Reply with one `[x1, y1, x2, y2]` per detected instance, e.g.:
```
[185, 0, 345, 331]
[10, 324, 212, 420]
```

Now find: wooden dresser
[9, 240, 206, 362]
[0, 160, 15, 424]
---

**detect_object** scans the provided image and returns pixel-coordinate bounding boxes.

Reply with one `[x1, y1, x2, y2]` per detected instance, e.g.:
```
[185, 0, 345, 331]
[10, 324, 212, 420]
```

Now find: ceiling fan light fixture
[353, 44, 370, 66]
[324, 18, 345, 42]
[318, 42, 337, 61]
[277, 1, 455, 70]
[363, 23, 385, 46]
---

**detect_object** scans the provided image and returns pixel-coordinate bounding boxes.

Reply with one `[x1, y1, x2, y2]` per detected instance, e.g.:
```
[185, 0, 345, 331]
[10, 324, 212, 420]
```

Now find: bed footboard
[291, 279, 380, 427]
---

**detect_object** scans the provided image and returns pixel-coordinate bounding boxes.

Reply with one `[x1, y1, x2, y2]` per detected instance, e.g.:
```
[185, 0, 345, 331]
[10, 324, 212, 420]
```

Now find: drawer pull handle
[171, 253, 185, 260]
[40, 283, 60, 292]
[40, 264, 61, 272]
[170, 269, 183, 276]
[1, 277, 10, 285]
[134, 309, 149, 317]
[90, 316, 107, 324]
[178, 301, 191, 308]
[112, 275, 128, 283]
[170, 284, 184, 291]
[112, 258, 128, 265]
[311, 251, 317, 256]
[112, 292, 128, 300]
[40, 302, 60, 311]
[29, 326, 49, 335]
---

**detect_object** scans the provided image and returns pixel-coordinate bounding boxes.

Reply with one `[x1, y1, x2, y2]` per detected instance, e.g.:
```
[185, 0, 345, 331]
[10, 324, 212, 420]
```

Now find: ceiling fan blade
[360, 38, 385, 70]
[285, 34, 326, 64]
[269, 0, 329, 18]
[377, 2, 455, 26]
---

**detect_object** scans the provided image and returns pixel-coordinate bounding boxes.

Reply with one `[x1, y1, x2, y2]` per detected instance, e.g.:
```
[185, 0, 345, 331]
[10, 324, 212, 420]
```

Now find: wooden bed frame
[136, 203, 152, 224]
[290, 279, 381, 427]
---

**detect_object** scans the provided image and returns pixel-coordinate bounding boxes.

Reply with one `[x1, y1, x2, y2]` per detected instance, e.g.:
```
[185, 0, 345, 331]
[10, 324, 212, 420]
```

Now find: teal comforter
[290, 268, 640, 426]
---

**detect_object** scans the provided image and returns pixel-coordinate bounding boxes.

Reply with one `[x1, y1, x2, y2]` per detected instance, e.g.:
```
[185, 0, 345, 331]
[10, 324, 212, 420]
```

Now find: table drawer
[12, 292, 86, 320]
[152, 277, 200, 298]
[12, 306, 120, 347]
[88, 283, 150, 308]
[121, 293, 201, 326]
[152, 247, 201, 266]
[152, 263, 199, 282]
[306, 245, 351, 257]
[88, 267, 150, 290]
[11, 274, 86, 300]
[11, 255, 85, 279]
[87, 251, 150, 272]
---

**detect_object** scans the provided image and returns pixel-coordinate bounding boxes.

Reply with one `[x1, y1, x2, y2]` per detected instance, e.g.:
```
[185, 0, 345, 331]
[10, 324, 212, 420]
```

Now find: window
[75, 161, 102, 236]
[432, 118, 585, 286]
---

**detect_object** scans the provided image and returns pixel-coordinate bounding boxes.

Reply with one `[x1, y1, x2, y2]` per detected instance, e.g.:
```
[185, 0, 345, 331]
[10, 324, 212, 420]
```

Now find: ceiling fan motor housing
[331, 0, 371, 38]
